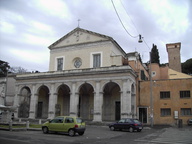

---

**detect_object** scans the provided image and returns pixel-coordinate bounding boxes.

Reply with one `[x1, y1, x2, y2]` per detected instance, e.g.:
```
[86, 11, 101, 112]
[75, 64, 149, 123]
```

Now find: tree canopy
[0, 60, 10, 77]
[182, 58, 192, 75]
[150, 44, 160, 64]
[0, 60, 29, 77]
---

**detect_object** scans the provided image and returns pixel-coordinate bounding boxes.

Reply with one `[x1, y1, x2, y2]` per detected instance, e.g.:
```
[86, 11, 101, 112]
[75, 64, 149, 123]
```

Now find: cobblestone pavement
[135, 126, 192, 144]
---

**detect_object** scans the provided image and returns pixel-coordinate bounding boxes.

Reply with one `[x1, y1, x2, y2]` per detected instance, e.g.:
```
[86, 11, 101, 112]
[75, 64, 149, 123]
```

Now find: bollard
[39, 119, 42, 124]
[19, 118, 21, 122]
[9, 120, 12, 131]
[178, 119, 183, 128]
[26, 121, 29, 129]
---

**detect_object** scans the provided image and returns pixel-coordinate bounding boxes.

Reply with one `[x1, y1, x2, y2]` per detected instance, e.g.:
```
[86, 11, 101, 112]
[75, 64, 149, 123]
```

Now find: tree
[9, 66, 28, 74]
[0, 60, 10, 77]
[150, 44, 160, 64]
[182, 58, 192, 75]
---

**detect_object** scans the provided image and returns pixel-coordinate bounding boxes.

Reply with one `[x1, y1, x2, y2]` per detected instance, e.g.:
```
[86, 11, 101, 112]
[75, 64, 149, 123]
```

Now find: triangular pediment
[49, 27, 112, 49]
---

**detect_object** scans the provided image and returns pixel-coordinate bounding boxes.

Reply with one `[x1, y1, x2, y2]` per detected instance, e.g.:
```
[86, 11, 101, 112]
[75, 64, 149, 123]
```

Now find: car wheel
[137, 129, 142, 132]
[78, 132, 84, 136]
[42, 127, 49, 134]
[129, 127, 134, 133]
[68, 129, 75, 137]
[110, 126, 115, 131]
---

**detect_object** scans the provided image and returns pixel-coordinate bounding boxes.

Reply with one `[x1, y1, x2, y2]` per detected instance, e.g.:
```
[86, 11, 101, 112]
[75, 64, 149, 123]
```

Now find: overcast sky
[0, 0, 191, 72]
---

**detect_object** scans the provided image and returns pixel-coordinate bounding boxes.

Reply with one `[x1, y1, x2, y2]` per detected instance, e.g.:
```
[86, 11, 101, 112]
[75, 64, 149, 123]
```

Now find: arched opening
[78, 83, 94, 121]
[102, 82, 121, 121]
[37, 85, 49, 119]
[56, 84, 70, 116]
[18, 86, 31, 118]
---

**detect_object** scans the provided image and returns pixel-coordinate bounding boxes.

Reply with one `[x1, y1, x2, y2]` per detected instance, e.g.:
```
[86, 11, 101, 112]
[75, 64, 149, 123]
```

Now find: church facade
[13, 28, 137, 122]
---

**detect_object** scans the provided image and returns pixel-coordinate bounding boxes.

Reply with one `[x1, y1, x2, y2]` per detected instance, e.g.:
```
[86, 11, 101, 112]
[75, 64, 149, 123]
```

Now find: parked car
[187, 118, 192, 126]
[109, 118, 143, 132]
[42, 116, 86, 136]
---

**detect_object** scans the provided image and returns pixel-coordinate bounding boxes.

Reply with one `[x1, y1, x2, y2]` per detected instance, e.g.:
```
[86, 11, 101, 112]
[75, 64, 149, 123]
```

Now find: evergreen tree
[150, 44, 160, 64]
[182, 58, 192, 75]
[0, 60, 10, 77]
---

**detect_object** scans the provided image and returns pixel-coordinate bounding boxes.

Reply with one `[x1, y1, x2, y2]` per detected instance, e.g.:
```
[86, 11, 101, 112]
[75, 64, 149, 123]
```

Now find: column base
[93, 113, 102, 122]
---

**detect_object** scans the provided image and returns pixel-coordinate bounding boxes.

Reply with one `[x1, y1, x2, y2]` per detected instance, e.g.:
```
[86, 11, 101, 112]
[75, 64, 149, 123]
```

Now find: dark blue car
[109, 118, 143, 132]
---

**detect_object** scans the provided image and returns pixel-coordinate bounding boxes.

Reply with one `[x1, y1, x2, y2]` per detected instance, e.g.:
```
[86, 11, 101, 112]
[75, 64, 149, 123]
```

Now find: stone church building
[13, 27, 138, 122]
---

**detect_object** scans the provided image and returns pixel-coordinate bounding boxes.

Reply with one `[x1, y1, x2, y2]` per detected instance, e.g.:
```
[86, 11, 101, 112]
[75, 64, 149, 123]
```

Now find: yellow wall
[168, 69, 192, 79]
[139, 78, 192, 125]
[49, 29, 125, 71]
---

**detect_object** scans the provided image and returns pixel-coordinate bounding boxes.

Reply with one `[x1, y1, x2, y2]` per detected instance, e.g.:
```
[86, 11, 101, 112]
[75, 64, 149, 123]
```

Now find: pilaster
[69, 82, 79, 117]
[13, 85, 19, 118]
[29, 84, 38, 119]
[93, 81, 103, 122]
[121, 79, 132, 119]
[48, 83, 57, 119]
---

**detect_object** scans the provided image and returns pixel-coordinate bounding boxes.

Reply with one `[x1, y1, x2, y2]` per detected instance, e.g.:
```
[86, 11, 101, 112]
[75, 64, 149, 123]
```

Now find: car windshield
[133, 119, 141, 124]
[76, 118, 83, 123]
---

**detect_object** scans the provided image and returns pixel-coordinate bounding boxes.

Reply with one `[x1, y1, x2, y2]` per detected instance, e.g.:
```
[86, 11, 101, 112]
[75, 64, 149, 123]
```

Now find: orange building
[137, 42, 192, 125]
[139, 78, 192, 125]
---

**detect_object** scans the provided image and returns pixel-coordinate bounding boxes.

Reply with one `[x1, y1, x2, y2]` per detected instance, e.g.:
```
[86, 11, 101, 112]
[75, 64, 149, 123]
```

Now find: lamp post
[149, 52, 153, 127]
[139, 35, 153, 127]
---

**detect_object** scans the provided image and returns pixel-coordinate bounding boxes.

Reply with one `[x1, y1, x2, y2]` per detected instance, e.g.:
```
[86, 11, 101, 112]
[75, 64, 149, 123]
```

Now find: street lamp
[138, 35, 153, 127]
[149, 52, 154, 127]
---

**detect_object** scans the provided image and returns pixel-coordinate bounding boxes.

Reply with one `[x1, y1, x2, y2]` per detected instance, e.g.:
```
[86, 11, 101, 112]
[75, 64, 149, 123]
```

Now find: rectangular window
[181, 108, 191, 116]
[180, 91, 190, 98]
[161, 108, 171, 116]
[57, 58, 63, 71]
[160, 91, 170, 99]
[93, 54, 101, 68]
[141, 70, 146, 80]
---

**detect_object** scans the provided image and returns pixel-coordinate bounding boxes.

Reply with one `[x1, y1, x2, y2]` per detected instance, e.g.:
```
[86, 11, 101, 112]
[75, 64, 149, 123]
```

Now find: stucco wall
[49, 41, 124, 71]
[139, 78, 192, 125]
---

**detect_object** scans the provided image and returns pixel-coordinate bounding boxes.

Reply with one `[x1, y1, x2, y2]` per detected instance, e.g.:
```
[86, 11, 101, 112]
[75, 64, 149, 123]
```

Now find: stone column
[121, 79, 132, 119]
[29, 85, 38, 119]
[93, 81, 103, 122]
[48, 83, 57, 119]
[70, 82, 79, 117]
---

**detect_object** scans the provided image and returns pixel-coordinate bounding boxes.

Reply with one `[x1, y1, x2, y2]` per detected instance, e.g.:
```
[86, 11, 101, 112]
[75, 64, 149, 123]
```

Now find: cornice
[50, 40, 111, 53]
[16, 66, 137, 80]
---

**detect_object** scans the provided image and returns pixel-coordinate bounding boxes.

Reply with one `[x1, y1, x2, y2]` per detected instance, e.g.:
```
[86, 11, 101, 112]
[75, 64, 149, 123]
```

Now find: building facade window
[152, 71, 156, 77]
[161, 108, 171, 116]
[181, 108, 191, 116]
[74, 58, 82, 68]
[160, 91, 170, 99]
[57, 57, 63, 71]
[141, 70, 147, 80]
[93, 54, 101, 68]
[180, 91, 190, 98]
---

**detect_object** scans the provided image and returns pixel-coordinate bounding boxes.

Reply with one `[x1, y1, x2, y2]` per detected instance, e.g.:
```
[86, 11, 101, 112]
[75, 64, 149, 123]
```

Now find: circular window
[74, 58, 82, 68]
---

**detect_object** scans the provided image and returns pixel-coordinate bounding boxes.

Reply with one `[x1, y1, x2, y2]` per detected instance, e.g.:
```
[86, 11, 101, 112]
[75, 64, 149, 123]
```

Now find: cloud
[34, 0, 72, 20]
[0, 0, 191, 72]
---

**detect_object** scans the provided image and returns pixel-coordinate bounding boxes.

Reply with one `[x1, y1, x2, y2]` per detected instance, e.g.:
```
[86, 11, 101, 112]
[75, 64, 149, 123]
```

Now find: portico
[14, 66, 136, 122]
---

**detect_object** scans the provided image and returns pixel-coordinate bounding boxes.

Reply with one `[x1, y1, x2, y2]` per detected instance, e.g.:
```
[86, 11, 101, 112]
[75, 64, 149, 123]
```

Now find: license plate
[139, 127, 142, 129]
[80, 125, 85, 128]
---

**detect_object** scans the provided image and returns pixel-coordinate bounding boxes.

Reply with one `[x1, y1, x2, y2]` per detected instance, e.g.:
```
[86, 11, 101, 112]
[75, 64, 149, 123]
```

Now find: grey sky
[0, 0, 191, 72]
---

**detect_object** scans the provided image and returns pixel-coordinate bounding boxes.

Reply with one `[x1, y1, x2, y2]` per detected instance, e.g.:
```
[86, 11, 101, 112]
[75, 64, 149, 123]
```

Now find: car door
[49, 117, 65, 131]
[124, 118, 132, 130]
[117, 119, 126, 130]
[63, 117, 75, 132]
